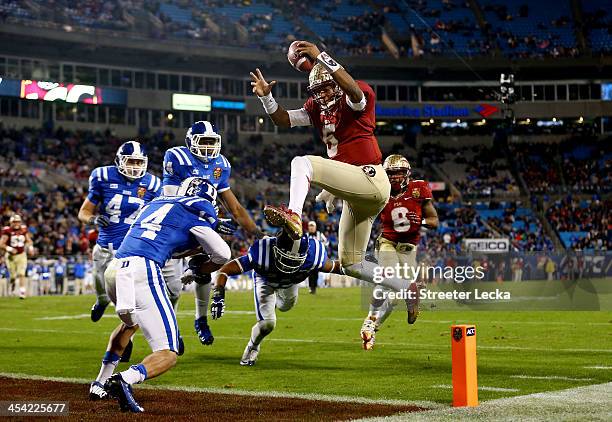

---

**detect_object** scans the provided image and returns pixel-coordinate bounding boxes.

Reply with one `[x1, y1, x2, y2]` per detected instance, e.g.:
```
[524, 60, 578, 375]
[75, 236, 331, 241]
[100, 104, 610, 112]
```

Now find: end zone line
[0, 372, 443, 409]
[431, 385, 520, 393]
[1, 326, 611, 354]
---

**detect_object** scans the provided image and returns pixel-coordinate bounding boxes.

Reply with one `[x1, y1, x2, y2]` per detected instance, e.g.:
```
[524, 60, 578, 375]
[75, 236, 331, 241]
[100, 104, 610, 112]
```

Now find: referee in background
[306, 221, 328, 294]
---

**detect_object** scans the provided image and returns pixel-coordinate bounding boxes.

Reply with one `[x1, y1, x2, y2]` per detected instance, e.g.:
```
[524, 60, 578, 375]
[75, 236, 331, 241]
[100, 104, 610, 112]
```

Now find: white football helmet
[115, 141, 148, 180]
[185, 120, 221, 161]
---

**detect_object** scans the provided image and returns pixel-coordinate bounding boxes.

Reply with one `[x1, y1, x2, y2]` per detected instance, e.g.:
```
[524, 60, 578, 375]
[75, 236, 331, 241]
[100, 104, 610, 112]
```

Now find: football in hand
[287, 41, 314, 73]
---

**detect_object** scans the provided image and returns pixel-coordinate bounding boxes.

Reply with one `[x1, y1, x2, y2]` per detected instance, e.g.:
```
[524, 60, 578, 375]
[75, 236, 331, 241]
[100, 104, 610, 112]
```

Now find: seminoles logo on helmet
[273, 231, 310, 274]
[115, 141, 148, 180]
[185, 121, 221, 162]
[307, 63, 342, 112]
[383, 154, 411, 193]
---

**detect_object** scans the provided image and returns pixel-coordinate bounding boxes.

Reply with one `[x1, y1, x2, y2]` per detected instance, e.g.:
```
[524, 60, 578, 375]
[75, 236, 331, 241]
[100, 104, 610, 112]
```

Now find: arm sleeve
[421, 182, 433, 199]
[86, 169, 102, 205]
[162, 150, 183, 189]
[346, 93, 367, 111]
[217, 159, 231, 193]
[287, 108, 312, 127]
[237, 254, 253, 272]
[189, 225, 231, 265]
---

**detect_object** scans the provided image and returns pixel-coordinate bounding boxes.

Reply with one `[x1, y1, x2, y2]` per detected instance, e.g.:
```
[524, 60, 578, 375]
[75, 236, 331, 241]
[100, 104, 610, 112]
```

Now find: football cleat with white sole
[89, 381, 110, 401]
[194, 317, 214, 345]
[263, 205, 303, 240]
[240, 344, 259, 366]
[90, 301, 109, 322]
[406, 282, 420, 324]
[360, 318, 377, 351]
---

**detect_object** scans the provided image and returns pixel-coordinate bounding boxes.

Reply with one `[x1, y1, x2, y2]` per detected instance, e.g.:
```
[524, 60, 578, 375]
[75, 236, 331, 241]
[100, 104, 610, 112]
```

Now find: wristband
[317, 52, 343, 74]
[213, 285, 226, 298]
[258, 92, 279, 114]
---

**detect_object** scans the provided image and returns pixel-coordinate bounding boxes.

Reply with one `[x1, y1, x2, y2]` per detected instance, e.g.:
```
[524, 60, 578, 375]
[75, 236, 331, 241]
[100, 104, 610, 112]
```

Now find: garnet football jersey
[2, 225, 28, 254]
[303, 80, 382, 166]
[379, 180, 433, 245]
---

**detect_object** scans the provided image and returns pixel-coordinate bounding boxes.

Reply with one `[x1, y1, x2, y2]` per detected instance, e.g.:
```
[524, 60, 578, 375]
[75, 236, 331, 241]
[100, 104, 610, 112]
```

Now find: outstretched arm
[320, 259, 344, 275]
[250, 68, 291, 127]
[219, 189, 264, 238]
[294, 41, 364, 104]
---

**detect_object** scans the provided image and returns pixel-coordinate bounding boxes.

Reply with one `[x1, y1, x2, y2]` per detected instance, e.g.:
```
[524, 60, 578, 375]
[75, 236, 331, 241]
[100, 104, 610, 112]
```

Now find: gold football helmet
[307, 63, 342, 111]
[383, 154, 411, 192]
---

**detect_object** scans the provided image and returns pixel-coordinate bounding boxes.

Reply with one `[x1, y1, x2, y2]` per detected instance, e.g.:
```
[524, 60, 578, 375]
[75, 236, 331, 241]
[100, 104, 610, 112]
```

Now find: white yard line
[431, 385, 520, 393]
[0, 372, 442, 409]
[584, 366, 612, 370]
[357, 382, 612, 422]
[1, 326, 611, 354]
[510, 375, 594, 382]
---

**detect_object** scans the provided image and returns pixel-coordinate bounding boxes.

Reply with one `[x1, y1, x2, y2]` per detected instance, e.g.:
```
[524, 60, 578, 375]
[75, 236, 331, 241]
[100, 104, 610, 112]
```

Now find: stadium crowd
[1, 0, 610, 58]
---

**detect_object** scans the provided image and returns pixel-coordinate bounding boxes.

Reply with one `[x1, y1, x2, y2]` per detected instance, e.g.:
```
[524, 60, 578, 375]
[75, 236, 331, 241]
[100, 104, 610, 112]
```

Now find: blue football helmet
[177, 177, 217, 204]
[273, 231, 310, 274]
[115, 141, 148, 179]
[185, 121, 221, 161]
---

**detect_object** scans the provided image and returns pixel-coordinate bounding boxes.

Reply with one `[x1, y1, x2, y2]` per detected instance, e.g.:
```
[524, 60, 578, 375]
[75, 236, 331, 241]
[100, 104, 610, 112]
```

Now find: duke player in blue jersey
[162, 120, 262, 346]
[89, 177, 233, 412]
[78, 141, 161, 322]
[209, 229, 344, 366]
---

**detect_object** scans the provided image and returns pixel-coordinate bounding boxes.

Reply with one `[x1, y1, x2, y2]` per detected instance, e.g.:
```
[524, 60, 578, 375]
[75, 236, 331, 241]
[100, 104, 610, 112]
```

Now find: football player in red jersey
[250, 41, 391, 284]
[360, 155, 438, 350]
[0, 214, 33, 299]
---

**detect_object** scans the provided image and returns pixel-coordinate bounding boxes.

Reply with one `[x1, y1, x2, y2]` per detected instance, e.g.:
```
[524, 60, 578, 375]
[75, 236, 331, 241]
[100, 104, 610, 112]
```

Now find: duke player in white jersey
[78, 141, 161, 323]
[209, 229, 343, 366]
[162, 121, 262, 346]
[89, 177, 233, 412]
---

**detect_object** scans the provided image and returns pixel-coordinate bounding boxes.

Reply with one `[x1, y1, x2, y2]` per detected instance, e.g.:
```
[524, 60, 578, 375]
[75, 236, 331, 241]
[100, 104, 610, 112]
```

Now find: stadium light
[552, 117, 557, 122]
[578, 116, 584, 123]
[167, 113, 174, 120]
[429, 118, 434, 124]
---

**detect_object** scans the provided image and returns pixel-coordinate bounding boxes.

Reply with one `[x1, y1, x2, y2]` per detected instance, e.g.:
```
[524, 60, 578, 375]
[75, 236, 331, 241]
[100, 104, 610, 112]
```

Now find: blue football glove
[210, 286, 225, 320]
[216, 218, 237, 236]
[91, 215, 111, 227]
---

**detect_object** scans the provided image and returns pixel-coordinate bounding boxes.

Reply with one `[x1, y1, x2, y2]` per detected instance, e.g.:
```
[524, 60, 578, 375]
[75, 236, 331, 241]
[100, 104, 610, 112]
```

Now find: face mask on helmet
[273, 232, 309, 274]
[387, 169, 409, 192]
[115, 142, 148, 180]
[177, 177, 217, 203]
[307, 63, 342, 112]
[308, 80, 342, 111]
[186, 121, 221, 161]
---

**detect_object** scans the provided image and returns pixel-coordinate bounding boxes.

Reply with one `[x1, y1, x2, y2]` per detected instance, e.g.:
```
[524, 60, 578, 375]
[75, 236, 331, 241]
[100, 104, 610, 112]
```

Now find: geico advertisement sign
[464, 238, 510, 253]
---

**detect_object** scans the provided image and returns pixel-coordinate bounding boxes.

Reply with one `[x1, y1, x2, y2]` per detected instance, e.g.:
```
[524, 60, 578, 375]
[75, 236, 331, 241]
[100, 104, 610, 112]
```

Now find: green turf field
[0, 287, 611, 405]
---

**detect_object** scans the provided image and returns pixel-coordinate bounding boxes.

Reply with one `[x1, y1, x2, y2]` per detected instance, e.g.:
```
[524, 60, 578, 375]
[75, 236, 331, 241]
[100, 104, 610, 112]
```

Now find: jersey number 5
[390, 207, 411, 232]
[322, 123, 338, 158]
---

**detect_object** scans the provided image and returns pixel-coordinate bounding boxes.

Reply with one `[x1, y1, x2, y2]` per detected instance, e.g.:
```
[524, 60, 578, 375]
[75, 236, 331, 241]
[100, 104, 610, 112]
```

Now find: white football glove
[315, 190, 336, 214]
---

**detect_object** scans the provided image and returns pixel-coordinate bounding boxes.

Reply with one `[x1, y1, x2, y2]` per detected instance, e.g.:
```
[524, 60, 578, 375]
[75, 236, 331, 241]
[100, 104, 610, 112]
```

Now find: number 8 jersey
[379, 179, 433, 245]
[87, 165, 161, 250]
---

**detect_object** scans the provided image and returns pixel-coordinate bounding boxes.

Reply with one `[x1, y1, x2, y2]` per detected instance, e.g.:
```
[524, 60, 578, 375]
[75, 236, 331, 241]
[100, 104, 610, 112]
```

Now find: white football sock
[96, 351, 120, 383]
[194, 282, 212, 320]
[120, 364, 147, 385]
[288, 156, 313, 216]
[249, 320, 275, 347]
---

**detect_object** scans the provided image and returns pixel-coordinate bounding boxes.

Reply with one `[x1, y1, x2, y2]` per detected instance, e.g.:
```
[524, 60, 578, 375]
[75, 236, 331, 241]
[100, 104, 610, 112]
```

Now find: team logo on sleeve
[164, 161, 173, 175]
[137, 186, 147, 199]
[213, 167, 223, 179]
[412, 188, 420, 198]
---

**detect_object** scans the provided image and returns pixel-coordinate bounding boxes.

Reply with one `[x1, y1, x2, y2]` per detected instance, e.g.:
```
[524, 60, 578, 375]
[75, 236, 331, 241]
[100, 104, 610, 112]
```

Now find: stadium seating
[2, 0, 608, 57]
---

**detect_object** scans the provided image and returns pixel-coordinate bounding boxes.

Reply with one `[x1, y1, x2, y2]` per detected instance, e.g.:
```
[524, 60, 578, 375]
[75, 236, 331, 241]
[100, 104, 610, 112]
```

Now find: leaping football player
[251, 42, 411, 302]
[78, 141, 161, 322]
[360, 155, 439, 350]
[208, 228, 344, 366]
[0, 214, 33, 299]
[162, 121, 262, 346]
